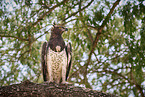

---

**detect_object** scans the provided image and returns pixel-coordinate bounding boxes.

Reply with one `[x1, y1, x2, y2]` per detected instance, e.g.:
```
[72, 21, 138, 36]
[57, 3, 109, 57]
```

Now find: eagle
[41, 24, 72, 84]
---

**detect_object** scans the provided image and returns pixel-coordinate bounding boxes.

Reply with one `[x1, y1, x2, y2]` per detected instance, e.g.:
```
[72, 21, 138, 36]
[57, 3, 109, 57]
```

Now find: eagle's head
[51, 25, 68, 35]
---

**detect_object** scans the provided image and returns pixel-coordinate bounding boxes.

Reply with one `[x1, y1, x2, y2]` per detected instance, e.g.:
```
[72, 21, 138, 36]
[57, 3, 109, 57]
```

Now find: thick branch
[86, 0, 121, 67]
[0, 80, 117, 97]
[69, 0, 122, 87]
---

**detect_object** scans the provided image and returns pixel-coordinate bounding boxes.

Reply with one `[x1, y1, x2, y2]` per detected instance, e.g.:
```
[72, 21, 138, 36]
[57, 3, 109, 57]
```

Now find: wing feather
[65, 42, 72, 81]
[41, 42, 48, 81]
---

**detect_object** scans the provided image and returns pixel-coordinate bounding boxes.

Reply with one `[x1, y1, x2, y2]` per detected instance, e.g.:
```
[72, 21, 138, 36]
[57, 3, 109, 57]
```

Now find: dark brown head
[51, 25, 68, 35]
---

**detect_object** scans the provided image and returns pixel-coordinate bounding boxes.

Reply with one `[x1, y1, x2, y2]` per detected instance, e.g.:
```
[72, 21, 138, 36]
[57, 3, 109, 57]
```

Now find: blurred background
[0, 0, 145, 96]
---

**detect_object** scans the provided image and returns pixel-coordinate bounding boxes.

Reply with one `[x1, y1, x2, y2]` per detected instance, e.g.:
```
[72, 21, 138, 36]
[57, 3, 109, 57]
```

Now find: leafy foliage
[0, 0, 145, 96]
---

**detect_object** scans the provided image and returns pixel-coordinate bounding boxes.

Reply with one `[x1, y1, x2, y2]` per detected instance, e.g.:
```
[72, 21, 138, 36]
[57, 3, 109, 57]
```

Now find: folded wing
[65, 42, 72, 81]
[41, 42, 48, 81]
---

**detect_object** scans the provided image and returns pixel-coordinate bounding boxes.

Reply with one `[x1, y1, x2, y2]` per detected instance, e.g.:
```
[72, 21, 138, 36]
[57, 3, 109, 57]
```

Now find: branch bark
[0, 80, 117, 97]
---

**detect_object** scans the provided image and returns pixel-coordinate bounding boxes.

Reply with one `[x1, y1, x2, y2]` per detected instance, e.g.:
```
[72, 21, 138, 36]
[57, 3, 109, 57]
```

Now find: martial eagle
[41, 25, 72, 84]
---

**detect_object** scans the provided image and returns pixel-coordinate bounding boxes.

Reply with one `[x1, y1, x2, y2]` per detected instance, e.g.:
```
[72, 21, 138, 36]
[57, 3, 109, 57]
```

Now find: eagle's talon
[59, 82, 67, 86]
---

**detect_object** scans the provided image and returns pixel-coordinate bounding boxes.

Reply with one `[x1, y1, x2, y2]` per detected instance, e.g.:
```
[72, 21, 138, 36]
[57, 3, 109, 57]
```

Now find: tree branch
[130, 68, 144, 97]
[0, 34, 28, 41]
[78, 1, 94, 44]
[32, 0, 69, 26]
[86, 29, 94, 43]
[86, 0, 121, 67]
[35, 31, 48, 40]
[87, 25, 98, 30]
[63, 0, 94, 21]
[18, 49, 31, 60]
[93, 68, 144, 97]
[100, 0, 121, 29]
[69, 0, 121, 88]
[62, 19, 77, 25]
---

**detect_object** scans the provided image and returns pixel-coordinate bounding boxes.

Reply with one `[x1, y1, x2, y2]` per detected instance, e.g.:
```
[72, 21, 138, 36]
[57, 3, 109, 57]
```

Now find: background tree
[0, 0, 145, 97]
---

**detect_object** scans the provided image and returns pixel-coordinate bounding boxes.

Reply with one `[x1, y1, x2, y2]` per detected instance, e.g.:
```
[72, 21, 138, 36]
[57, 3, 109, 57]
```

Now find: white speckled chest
[47, 47, 67, 83]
